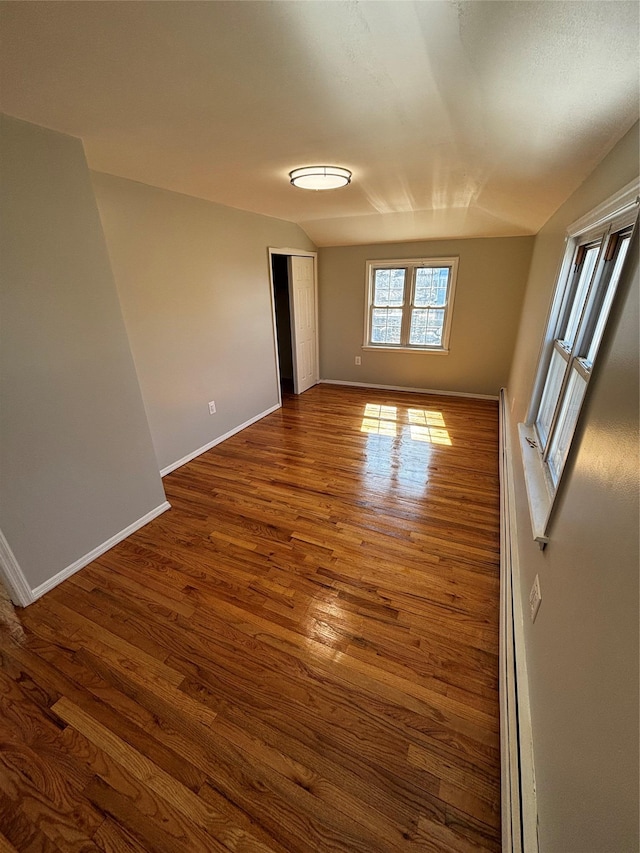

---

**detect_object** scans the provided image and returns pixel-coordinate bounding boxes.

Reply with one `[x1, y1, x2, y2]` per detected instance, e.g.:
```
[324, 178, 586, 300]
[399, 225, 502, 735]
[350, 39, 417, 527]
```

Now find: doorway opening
[271, 254, 294, 396]
[268, 248, 319, 400]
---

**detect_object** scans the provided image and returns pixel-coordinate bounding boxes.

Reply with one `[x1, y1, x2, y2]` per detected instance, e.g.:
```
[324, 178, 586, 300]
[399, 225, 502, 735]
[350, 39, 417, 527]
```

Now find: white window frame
[363, 257, 458, 353]
[519, 178, 639, 547]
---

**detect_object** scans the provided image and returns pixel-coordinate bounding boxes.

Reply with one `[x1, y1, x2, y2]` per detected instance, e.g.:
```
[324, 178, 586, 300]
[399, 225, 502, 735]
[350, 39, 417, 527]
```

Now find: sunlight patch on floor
[360, 403, 452, 445]
[407, 408, 452, 445]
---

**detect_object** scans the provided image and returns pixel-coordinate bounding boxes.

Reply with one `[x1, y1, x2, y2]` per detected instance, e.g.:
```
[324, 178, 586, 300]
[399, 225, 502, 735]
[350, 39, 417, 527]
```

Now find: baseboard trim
[0, 528, 34, 607]
[319, 379, 499, 401]
[160, 403, 281, 477]
[30, 501, 172, 602]
[499, 388, 538, 853]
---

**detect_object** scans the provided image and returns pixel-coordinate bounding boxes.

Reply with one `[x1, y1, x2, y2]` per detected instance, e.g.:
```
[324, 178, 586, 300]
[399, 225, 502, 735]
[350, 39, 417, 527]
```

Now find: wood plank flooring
[0, 384, 501, 852]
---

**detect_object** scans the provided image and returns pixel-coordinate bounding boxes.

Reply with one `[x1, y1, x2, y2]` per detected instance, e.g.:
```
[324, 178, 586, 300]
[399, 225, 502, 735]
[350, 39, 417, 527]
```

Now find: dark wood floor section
[1, 384, 501, 852]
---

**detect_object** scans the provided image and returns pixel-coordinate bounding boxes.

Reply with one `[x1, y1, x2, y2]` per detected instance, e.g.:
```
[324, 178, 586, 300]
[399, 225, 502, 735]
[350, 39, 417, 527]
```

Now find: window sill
[517, 423, 555, 549]
[362, 345, 449, 355]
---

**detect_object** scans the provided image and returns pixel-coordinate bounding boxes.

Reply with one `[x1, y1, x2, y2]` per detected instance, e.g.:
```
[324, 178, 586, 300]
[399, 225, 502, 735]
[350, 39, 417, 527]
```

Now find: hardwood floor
[0, 384, 501, 852]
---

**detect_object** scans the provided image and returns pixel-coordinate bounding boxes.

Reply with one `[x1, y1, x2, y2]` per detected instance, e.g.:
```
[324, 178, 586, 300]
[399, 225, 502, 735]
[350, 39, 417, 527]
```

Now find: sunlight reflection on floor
[358, 401, 453, 498]
[407, 408, 452, 445]
[360, 403, 452, 445]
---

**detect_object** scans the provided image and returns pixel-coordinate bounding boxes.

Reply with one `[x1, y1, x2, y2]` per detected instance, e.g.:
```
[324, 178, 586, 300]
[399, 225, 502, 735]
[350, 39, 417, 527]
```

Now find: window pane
[536, 347, 567, 447]
[547, 368, 588, 485]
[409, 308, 444, 346]
[373, 268, 405, 307]
[561, 246, 600, 349]
[371, 308, 402, 344]
[585, 236, 631, 366]
[414, 268, 449, 307]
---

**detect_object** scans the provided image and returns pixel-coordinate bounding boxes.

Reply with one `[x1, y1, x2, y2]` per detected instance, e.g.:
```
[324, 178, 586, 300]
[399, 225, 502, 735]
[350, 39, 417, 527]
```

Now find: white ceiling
[1, 1, 638, 247]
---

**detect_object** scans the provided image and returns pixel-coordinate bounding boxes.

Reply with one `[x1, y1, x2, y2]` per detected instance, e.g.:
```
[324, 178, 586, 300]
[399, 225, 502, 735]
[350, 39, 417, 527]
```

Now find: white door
[288, 255, 317, 394]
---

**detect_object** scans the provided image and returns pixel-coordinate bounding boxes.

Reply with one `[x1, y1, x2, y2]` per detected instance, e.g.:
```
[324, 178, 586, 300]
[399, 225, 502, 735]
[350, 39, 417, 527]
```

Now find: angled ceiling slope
[1, 1, 638, 246]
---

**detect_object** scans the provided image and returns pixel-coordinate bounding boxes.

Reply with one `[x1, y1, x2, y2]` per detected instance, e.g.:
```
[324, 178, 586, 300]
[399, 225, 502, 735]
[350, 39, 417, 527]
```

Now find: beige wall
[91, 173, 315, 472]
[318, 236, 534, 397]
[0, 116, 166, 591]
[507, 121, 639, 852]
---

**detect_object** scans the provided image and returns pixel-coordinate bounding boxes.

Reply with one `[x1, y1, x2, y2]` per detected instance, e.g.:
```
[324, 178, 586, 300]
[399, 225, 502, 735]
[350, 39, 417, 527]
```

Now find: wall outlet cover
[208, 401, 216, 415]
[355, 356, 362, 365]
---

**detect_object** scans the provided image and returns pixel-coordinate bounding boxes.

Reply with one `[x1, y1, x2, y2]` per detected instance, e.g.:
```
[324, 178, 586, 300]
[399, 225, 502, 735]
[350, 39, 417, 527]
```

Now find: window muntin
[370, 267, 406, 345]
[409, 308, 444, 347]
[373, 268, 405, 306]
[583, 234, 631, 366]
[546, 368, 588, 484]
[535, 347, 566, 448]
[559, 244, 600, 349]
[532, 219, 636, 490]
[364, 258, 458, 352]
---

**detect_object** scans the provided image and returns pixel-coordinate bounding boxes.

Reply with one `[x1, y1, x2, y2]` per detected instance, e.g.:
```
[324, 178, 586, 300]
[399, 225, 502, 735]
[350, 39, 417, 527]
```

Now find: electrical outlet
[529, 574, 542, 623]
[355, 356, 362, 365]
[208, 401, 216, 415]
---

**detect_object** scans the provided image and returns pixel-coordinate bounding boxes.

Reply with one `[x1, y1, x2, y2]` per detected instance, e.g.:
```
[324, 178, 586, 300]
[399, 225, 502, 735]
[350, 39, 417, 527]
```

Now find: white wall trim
[267, 249, 285, 410]
[361, 345, 450, 355]
[567, 177, 639, 237]
[517, 423, 553, 547]
[30, 500, 171, 602]
[269, 246, 317, 258]
[319, 378, 499, 401]
[499, 389, 539, 853]
[0, 528, 34, 607]
[160, 403, 281, 477]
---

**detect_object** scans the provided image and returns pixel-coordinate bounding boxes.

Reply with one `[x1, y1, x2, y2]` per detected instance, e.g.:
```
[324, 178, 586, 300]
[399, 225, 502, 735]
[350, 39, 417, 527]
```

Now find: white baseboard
[319, 378, 499, 401]
[160, 403, 281, 477]
[0, 528, 34, 607]
[499, 389, 538, 853]
[30, 501, 172, 602]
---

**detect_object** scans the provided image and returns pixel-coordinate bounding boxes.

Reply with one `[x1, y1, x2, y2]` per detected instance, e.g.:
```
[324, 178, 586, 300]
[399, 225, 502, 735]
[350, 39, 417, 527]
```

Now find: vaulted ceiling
[1, 1, 638, 246]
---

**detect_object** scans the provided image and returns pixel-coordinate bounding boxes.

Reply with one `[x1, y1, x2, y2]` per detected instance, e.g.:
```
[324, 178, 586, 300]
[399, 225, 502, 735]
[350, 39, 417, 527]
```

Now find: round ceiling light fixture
[289, 165, 352, 190]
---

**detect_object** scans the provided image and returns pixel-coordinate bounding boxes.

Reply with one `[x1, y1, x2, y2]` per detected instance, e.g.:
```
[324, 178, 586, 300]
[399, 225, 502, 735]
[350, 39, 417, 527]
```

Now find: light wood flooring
[0, 383, 501, 852]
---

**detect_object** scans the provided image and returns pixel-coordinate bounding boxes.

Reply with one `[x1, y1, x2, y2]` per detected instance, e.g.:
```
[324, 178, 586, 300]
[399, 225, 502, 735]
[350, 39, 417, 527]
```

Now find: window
[520, 180, 638, 545]
[364, 257, 458, 352]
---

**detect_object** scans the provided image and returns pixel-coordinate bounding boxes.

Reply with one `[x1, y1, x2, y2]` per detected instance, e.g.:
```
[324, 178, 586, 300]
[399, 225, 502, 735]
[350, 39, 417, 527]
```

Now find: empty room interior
[0, 2, 638, 852]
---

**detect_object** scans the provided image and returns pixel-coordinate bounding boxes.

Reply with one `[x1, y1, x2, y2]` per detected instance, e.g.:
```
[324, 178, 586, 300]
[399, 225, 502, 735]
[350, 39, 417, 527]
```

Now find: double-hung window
[521, 180, 638, 545]
[364, 257, 458, 352]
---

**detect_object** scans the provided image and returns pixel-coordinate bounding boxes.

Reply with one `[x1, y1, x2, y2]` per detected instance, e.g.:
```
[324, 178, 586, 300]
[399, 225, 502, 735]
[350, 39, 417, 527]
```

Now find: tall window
[521, 180, 638, 544]
[364, 257, 458, 352]
[535, 228, 633, 485]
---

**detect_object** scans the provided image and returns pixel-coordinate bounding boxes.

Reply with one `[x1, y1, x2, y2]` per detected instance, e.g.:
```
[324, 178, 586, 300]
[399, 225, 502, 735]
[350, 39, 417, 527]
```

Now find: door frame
[267, 247, 319, 403]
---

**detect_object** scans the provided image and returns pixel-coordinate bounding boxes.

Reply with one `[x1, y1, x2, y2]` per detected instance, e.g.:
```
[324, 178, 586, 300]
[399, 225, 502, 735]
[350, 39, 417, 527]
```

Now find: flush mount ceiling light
[289, 166, 352, 190]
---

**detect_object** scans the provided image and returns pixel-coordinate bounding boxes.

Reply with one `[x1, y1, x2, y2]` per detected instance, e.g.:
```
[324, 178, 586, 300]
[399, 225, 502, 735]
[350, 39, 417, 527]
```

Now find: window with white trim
[520, 180, 638, 545]
[364, 257, 458, 352]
